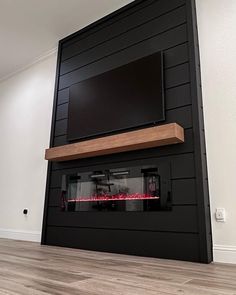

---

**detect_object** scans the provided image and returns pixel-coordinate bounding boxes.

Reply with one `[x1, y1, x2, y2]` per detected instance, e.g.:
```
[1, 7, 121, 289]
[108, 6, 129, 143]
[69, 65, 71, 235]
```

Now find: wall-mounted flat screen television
[67, 51, 165, 141]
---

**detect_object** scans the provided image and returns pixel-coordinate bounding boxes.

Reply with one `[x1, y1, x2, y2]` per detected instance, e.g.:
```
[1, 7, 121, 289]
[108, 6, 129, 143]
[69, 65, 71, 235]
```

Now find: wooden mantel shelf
[45, 123, 184, 162]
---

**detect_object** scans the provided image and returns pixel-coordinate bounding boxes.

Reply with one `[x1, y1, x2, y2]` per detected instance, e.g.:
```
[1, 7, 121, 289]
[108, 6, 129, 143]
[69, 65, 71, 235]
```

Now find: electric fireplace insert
[61, 163, 171, 212]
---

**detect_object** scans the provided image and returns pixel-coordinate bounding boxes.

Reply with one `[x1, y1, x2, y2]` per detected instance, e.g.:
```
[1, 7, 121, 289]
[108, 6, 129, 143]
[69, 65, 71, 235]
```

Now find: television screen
[67, 51, 165, 141]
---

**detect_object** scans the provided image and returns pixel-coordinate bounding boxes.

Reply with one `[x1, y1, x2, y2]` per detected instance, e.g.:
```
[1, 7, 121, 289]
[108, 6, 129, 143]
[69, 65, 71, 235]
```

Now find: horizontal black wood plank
[47, 206, 198, 233]
[58, 24, 188, 90]
[56, 51, 189, 111]
[55, 82, 191, 121]
[55, 92, 191, 123]
[50, 153, 195, 188]
[55, 103, 68, 121]
[60, 6, 186, 75]
[57, 88, 69, 105]
[165, 83, 191, 110]
[53, 134, 68, 147]
[61, 0, 185, 60]
[61, 0, 155, 49]
[164, 42, 188, 69]
[54, 119, 67, 137]
[54, 103, 192, 138]
[172, 178, 196, 205]
[45, 226, 200, 262]
[48, 188, 61, 207]
[165, 63, 189, 88]
[166, 105, 192, 129]
[56, 87, 191, 123]
[171, 153, 195, 179]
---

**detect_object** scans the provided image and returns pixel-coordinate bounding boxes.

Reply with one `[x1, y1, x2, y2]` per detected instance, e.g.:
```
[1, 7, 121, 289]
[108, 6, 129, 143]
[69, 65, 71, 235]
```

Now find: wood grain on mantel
[45, 123, 184, 162]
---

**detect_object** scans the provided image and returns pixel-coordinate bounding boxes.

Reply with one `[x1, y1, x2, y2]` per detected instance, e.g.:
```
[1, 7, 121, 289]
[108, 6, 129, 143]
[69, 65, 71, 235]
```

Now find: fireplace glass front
[61, 163, 171, 212]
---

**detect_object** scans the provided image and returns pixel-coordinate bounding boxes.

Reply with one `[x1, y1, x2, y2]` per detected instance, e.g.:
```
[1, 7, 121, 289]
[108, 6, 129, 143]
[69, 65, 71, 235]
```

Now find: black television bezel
[67, 51, 165, 142]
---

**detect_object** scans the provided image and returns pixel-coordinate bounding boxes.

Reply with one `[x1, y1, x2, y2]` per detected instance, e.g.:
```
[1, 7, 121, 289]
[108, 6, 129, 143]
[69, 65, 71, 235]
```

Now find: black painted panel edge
[186, 0, 212, 263]
[41, 45, 62, 244]
[47, 206, 198, 233]
[45, 226, 200, 262]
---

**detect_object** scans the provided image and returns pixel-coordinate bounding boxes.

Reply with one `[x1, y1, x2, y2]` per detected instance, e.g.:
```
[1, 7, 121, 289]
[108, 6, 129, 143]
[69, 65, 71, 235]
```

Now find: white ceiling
[0, 0, 133, 81]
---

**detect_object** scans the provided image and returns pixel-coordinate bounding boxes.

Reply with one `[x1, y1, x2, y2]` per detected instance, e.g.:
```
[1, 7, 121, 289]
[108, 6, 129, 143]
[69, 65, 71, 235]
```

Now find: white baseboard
[213, 244, 236, 264]
[0, 228, 41, 242]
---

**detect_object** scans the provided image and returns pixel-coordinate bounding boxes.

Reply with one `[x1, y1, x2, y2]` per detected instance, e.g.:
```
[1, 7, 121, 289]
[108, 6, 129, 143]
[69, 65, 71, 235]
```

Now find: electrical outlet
[23, 209, 28, 215]
[215, 208, 226, 222]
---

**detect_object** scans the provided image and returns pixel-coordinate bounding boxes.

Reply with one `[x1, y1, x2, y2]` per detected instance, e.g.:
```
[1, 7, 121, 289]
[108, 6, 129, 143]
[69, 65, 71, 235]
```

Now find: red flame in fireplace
[67, 193, 159, 202]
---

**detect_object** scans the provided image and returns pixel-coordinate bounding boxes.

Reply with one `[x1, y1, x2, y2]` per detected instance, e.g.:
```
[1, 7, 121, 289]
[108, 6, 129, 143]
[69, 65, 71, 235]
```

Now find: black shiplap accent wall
[42, 0, 212, 263]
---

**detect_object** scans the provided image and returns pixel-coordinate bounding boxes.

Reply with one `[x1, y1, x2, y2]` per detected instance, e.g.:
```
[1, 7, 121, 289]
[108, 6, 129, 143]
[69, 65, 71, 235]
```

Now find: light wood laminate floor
[0, 238, 236, 295]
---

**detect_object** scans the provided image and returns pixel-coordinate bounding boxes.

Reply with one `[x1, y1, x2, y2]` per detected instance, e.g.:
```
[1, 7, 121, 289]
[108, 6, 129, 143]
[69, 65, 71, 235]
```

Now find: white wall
[196, 0, 236, 263]
[0, 53, 57, 242]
